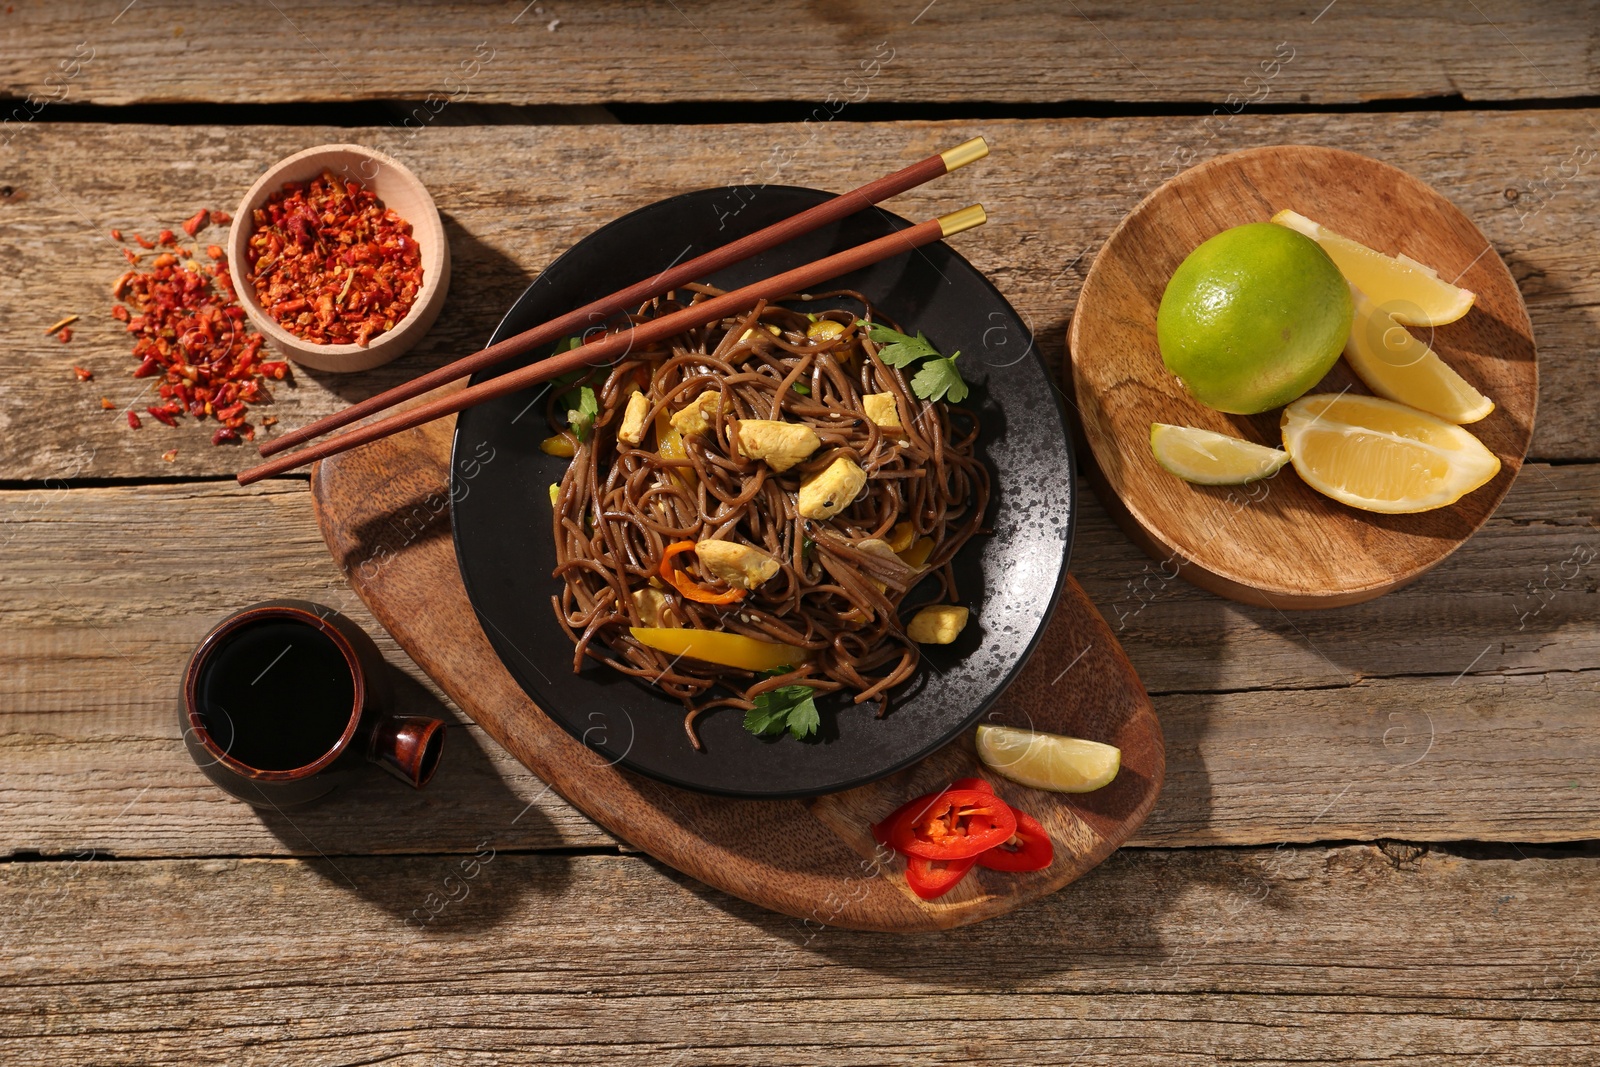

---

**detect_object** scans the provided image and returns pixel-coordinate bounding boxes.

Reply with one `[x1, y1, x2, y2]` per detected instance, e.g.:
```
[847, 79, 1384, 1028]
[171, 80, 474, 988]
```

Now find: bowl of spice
[229, 144, 449, 373]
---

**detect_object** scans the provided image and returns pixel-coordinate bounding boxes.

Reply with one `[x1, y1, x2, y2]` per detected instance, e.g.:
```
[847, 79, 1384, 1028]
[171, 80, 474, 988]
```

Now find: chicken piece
[617, 392, 650, 446]
[863, 392, 902, 430]
[798, 456, 867, 520]
[631, 586, 678, 628]
[669, 391, 721, 436]
[907, 605, 969, 645]
[735, 419, 821, 473]
[694, 539, 781, 591]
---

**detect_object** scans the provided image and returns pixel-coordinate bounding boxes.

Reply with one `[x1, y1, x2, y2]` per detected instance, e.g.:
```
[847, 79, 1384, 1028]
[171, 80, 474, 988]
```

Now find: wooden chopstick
[236, 205, 987, 486]
[256, 137, 990, 458]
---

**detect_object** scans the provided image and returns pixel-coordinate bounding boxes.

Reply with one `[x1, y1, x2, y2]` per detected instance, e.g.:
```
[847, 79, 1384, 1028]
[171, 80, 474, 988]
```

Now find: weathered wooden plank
[0, 112, 1595, 482]
[1, 846, 1595, 1064]
[2, 478, 1594, 855]
[2, 1, 1597, 106]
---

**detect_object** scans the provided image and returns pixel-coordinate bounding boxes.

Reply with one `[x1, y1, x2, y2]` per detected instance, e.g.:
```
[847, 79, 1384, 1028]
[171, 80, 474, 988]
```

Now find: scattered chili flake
[211, 426, 239, 445]
[45, 314, 79, 335]
[262, 415, 278, 427]
[161, 448, 178, 462]
[59, 328, 74, 344]
[122, 248, 142, 265]
[182, 209, 209, 236]
[71, 366, 91, 381]
[157, 229, 176, 247]
[108, 214, 278, 445]
[134, 233, 156, 249]
[212, 210, 232, 226]
[100, 396, 114, 409]
[110, 228, 123, 242]
[205, 244, 224, 260]
[246, 170, 423, 347]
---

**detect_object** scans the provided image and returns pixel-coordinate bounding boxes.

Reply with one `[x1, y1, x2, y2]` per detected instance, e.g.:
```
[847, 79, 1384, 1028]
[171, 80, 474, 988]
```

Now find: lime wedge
[975, 724, 1122, 793]
[1150, 423, 1289, 485]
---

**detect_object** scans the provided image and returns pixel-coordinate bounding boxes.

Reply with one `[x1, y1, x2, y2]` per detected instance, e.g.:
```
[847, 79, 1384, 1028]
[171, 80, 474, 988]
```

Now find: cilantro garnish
[856, 320, 970, 403]
[744, 685, 821, 741]
[548, 340, 600, 440]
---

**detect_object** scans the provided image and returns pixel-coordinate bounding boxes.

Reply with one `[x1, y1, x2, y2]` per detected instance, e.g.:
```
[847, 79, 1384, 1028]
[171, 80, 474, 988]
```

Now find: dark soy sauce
[197, 619, 356, 771]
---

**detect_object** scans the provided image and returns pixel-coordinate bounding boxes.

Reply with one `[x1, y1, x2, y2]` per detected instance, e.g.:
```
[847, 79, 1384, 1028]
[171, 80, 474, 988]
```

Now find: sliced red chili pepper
[872, 777, 993, 849]
[134, 233, 156, 249]
[126, 410, 142, 429]
[182, 209, 208, 237]
[211, 210, 231, 226]
[974, 809, 1054, 872]
[146, 406, 177, 427]
[885, 788, 1016, 861]
[659, 540, 745, 605]
[905, 854, 977, 900]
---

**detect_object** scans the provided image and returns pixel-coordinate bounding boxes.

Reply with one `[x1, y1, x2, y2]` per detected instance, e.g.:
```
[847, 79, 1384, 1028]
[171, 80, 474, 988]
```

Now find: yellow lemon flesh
[1272, 209, 1475, 327]
[1157, 223, 1352, 414]
[1344, 286, 1494, 424]
[1280, 393, 1500, 514]
[974, 724, 1121, 793]
[1150, 423, 1289, 485]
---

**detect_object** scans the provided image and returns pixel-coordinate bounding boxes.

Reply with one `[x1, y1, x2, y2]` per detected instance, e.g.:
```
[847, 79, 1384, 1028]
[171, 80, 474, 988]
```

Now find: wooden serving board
[310, 393, 1163, 932]
[1069, 145, 1538, 608]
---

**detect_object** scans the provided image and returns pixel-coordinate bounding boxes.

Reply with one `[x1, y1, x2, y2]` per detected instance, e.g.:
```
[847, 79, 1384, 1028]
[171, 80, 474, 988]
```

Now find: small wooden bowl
[1068, 145, 1537, 608]
[227, 144, 450, 373]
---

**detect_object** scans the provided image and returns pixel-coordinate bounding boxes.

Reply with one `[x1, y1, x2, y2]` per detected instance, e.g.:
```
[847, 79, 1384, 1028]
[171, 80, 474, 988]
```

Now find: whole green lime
[1156, 222, 1352, 414]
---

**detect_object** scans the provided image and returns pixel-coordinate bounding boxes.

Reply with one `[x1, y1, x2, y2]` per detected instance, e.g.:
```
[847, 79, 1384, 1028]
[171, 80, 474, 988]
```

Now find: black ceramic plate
[451, 186, 1074, 798]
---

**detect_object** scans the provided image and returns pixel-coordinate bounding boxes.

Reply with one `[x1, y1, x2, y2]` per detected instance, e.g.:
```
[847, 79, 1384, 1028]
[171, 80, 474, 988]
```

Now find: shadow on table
[250, 664, 574, 933]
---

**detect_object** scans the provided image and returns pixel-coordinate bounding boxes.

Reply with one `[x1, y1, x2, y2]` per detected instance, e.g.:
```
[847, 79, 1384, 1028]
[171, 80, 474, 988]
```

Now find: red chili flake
[161, 448, 179, 462]
[157, 229, 176, 247]
[182, 209, 209, 236]
[109, 211, 280, 446]
[71, 365, 91, 380]
[211, 426, 239, 445]
[212, 210, 232, 226]
[59, 327, 74, 344]
[127, 410, 142, 429]
[262, 415, 278, 427]
[245, 170, 423, 348]
[205, 244, 225, 260]
[110, 228, 123, 242]
[100, 396, 115, 409]
[134, 233, 156, 249]
[122, 247, 142, 265]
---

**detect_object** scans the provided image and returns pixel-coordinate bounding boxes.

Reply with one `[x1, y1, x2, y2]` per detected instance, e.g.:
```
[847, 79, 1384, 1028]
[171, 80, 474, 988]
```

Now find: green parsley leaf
[858, 321, 940, 368]
[911, 350, 968, 404]
[564, 385, 600, 440]
[743, 685, 821, 741]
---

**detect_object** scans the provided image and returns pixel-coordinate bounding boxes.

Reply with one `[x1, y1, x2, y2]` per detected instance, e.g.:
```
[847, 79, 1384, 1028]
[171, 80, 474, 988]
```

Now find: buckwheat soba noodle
[547, 285, 990, 748]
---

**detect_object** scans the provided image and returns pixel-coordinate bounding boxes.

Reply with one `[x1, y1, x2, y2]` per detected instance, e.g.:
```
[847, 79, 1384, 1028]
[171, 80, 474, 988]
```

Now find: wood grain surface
[306, 406, 1163, 931]
[1, 845, 1595, 1065]
[2, 1, 1596, 106]
[0, 30, 1596, 1057]
[1070, 145, 1538, 607]
[0, 114, 1595, 486]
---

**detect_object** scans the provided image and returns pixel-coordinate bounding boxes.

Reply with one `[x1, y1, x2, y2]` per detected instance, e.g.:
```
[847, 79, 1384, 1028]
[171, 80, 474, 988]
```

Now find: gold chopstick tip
[938, 204, 987, 238]
[940, 137, 989, 172]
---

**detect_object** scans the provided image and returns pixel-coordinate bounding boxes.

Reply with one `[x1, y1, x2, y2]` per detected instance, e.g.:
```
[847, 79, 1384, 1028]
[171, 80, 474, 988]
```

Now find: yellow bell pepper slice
[887, 521, 917, 553]
[899, 536, 936, 570]
[655, 405, 695, 491]
[629, 627, 806, 672]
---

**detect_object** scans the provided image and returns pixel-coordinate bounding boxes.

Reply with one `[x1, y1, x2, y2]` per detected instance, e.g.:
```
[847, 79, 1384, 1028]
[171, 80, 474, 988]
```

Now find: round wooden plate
[1068, 145, 1537, 608]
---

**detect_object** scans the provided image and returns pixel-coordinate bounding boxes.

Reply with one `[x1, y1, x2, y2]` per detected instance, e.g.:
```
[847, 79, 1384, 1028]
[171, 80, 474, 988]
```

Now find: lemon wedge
[1150, 423, 1289, 485]
[1344, 286, 1494, 424]
[1272, 209, 1475, 327]
[1281, 393, 1500, 514]
[975, 724, 1121, 793]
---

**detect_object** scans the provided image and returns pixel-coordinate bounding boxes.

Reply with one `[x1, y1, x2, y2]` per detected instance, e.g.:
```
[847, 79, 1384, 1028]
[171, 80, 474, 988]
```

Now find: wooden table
[3, 3, 1596, 1062]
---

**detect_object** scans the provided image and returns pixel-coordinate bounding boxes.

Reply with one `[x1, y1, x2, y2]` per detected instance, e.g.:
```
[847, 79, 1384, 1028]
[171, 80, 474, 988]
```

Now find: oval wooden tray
[1068, 145, 1537, 608]
[310, 393, 1164, 932]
